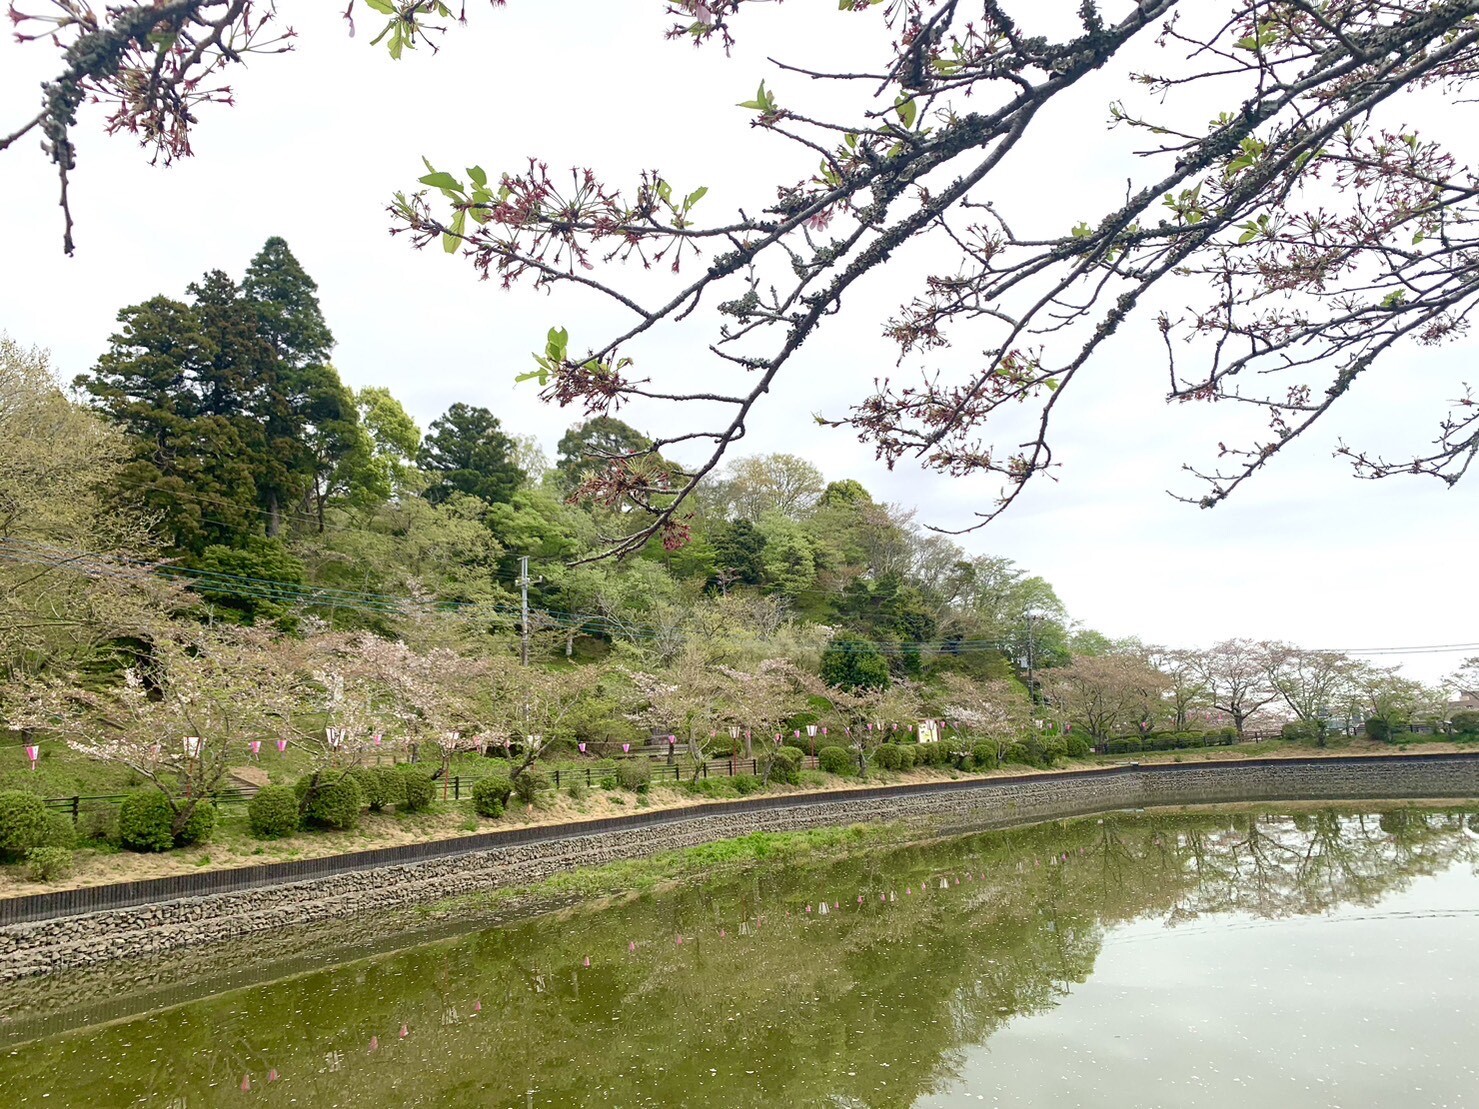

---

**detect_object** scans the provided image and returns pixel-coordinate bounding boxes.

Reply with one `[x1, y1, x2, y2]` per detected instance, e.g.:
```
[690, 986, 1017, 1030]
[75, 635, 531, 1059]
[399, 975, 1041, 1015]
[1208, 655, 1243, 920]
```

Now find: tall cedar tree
[419, 403, 525, 506]
[241, 238, 350, 535]
[80, 240, 358, 549]
[79, 292, 263, 553]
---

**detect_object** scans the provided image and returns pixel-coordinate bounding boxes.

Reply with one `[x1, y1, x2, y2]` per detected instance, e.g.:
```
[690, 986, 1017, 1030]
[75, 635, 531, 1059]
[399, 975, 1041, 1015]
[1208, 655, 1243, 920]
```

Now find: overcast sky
[1, 2, 1473, 681]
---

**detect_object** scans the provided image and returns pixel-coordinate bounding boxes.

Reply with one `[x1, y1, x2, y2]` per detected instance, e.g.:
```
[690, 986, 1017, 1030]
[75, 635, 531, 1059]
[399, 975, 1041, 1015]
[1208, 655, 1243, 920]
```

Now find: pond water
[2, 806, 1477, 1107]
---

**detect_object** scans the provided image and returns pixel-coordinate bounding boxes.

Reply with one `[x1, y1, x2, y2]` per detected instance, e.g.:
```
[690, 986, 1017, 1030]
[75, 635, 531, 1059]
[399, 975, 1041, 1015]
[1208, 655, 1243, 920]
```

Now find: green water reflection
[2, 807, 1477, 1107]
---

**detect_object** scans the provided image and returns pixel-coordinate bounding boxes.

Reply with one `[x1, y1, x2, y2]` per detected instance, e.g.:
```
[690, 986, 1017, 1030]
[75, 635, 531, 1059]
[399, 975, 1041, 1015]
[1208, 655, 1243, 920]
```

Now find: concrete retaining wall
[2, 753, 1475, 980]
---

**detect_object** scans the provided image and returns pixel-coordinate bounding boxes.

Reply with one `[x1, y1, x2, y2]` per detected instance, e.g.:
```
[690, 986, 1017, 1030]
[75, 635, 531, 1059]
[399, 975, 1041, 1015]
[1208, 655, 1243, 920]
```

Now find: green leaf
[442, 208, 467, 254]
[363, 0, 396, 13]
[895, 95, 918, 131]
[419, 171, 462, 192]
[1380, 289, 1407, 308]
[468, 165, 488, 188]
[685, 186, 708, 208]
[738, 81, 776, 112]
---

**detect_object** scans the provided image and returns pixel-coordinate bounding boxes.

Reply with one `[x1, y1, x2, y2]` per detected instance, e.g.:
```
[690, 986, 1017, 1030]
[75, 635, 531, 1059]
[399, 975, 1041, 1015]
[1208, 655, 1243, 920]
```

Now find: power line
[4, 537, 1476, 662]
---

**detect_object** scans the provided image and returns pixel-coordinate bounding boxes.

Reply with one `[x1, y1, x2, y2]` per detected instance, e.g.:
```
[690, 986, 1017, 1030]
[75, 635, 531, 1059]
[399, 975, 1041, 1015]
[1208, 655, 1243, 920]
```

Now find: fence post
[702, 763, 707, 780]
[453, 776, 460, 801]
[71, 796, 80, 824]
[555, 768, 561, 788]
[586, 767, 592, 787]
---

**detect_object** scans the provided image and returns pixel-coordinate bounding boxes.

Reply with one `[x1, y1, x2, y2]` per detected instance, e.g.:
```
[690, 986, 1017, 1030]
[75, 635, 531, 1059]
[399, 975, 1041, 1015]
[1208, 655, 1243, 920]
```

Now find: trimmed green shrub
[472, 775, 512, 817]
[118, 790, 175, 853]
[374, 766, 408, 808]
[25, 846, 73, 882]
[1450, 710, 1479, 737]
[1065, 734, 1093, 758]
[615, 760, 652, 793]
[972, 742, 996, 769]
[301, 774, 364, 831]
[730, 774, 763, 796]
[873, 743, 902, 770]
[1003, 743, 1032, 766]
[0, 791, 48, 861]
[766, 745, 804, 785]
[1106, 737, 1142, 755]
[176, 802, 216, 846]
[1281, 720, 1324, 743]
[818, 746, 853, 775]
[345, 766, 389, 812]
[1365, 717, 1402, 742]
[513, 769, 551, 804]
[41, 811, 76, 849]
[896, 744, 918, 770]
[398, 766, 435, 812]
[248, 785, 300, 839]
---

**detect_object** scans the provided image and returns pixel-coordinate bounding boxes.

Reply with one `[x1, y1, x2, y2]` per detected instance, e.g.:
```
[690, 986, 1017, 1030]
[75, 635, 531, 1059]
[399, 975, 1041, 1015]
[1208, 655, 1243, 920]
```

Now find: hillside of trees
[2, 240, 1475, 863]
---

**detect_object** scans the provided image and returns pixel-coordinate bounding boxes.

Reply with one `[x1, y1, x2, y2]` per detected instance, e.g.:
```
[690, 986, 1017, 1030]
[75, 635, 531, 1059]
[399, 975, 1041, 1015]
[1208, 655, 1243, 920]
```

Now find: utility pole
[519, 555, 531, 667]
[1025, 610, 1038, 701]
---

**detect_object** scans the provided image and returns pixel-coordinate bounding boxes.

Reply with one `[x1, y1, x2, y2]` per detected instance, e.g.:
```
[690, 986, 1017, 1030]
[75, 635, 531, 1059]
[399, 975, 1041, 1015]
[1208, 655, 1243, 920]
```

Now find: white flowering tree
[627, 648, 739, 780]
[10, 627, 307, 836]
[938, 672, 1033, 766]
[484, 659, 606, 781]
[799, 673, 924, 773]
[341, 634, 489, 787]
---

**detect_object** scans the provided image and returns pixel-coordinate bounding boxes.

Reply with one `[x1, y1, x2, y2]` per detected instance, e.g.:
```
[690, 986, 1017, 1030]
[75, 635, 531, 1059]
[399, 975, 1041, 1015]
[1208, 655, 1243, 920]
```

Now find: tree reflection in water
[1, 805, 1474, 1107]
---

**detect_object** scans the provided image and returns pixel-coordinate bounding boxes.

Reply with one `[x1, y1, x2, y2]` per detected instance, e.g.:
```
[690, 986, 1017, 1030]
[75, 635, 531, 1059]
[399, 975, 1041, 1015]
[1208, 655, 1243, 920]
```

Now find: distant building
[1448, 690, 1479, 714]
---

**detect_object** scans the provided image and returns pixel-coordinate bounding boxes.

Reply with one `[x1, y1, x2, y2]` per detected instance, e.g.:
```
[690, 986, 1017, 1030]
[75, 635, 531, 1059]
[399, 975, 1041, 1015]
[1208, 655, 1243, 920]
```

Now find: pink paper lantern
[578, 741, 587, 753]
[622, 742, 630, 753]
[24, 744, 39, 770]
[373, 733, 382, 747]
[248, 740, 261, 758]
[276, 738, 288, 755]
[668, 735, 676, 746]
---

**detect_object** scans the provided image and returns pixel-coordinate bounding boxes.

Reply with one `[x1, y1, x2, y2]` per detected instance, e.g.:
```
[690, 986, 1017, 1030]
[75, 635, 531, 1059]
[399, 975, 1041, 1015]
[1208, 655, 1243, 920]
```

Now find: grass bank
[419, 823, 906, 919]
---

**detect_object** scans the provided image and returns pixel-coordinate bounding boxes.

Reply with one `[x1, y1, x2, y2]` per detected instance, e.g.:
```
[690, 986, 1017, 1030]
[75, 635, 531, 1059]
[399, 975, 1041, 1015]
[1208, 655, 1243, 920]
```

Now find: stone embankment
[2, 753, 1475, 980]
